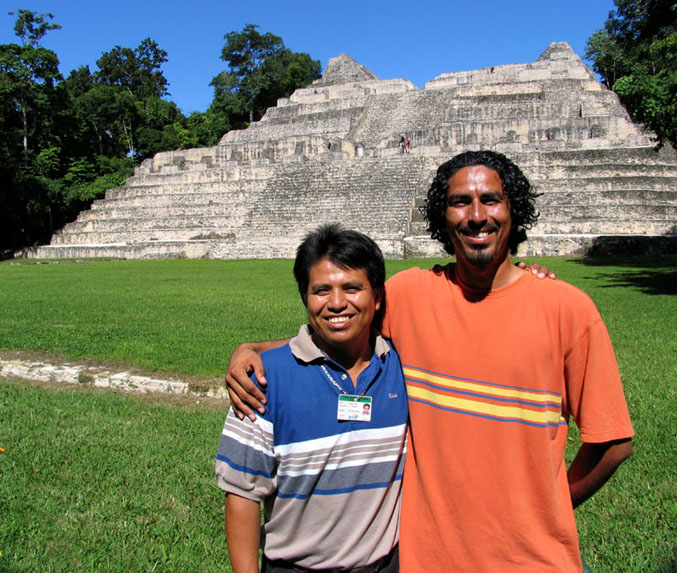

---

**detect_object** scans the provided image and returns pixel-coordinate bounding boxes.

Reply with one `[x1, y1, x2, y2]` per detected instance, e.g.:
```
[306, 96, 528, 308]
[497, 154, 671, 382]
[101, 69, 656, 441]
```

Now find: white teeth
[328, 316, 350, 323]
[477, 232, 488, 238]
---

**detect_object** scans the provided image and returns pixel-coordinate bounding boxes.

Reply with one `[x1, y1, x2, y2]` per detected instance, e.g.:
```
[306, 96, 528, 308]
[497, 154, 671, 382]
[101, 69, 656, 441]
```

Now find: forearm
[568, 438, 633, 508]
[244, 339, 289, 354]
[225, 494, 261, 573]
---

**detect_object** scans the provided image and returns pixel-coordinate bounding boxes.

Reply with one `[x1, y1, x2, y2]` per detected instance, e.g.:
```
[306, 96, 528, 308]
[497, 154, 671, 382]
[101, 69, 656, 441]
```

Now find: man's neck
[312, 333, 375, 388]
[334, 351, 372, 387]
[454, 254, 523, 293]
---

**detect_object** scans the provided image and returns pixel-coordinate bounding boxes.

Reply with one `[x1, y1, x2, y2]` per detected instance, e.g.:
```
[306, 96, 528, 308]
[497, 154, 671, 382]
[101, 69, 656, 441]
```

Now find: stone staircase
[33, 43, 677, 260]
[46, 154, 432, 259]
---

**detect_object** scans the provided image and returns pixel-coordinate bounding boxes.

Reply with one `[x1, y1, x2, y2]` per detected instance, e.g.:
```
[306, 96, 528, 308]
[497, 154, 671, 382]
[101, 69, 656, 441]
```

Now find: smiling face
[445, 165, 512, 268]
[306, 258, 382, 361]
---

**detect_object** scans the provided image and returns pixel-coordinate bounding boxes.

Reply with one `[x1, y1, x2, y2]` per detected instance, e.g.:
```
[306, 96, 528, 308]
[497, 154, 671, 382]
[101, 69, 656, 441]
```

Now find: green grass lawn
[0, 380, 231, 572]
[1, 257, 675, 571]
[0, 259, 307, 380]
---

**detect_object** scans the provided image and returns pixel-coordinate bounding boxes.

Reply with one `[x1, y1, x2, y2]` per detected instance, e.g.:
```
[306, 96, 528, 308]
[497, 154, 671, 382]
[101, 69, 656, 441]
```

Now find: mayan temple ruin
[34, 42, 676, 259]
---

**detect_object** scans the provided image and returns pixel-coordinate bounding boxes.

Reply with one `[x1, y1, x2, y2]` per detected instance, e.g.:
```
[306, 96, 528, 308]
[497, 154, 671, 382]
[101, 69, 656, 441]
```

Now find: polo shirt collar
[289, 324, 390, 365]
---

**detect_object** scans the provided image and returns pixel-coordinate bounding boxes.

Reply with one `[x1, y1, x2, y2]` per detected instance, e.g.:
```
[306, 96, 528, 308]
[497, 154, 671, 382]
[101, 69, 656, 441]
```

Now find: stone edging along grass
[0, 352, 228, 400]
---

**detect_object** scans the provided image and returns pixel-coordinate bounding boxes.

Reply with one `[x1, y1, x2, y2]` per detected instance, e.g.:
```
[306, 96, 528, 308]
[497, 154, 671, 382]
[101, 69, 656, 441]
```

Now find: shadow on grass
[570, 257, 677, 296]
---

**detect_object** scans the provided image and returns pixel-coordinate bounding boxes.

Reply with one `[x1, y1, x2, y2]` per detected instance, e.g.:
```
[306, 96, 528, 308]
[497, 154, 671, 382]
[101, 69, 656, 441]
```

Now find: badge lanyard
[321, 364, 374, 422]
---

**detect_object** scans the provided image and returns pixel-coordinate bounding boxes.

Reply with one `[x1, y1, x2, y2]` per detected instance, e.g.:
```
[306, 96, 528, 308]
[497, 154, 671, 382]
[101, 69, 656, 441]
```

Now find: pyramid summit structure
[34, 42, 676, 260]
[313, 53, 378, 86]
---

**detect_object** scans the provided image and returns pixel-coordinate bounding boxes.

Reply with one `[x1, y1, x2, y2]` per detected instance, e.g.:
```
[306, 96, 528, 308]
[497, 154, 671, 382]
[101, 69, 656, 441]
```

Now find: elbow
[611, 437, 633, 466]
[621, 438, 633, 461]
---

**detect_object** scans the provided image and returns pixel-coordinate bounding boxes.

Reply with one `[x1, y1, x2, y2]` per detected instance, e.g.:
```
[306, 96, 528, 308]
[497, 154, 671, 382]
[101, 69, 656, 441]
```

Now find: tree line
[0, 12, 320, 253]
[585, 0, 676, 148]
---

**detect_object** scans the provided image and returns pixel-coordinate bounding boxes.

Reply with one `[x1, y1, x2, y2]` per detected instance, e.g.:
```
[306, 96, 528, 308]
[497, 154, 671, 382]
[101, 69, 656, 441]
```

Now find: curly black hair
[422, 150, 540, 255]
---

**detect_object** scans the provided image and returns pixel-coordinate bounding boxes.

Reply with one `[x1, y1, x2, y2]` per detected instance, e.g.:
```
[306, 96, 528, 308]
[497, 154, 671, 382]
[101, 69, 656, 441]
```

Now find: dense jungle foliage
[0, 13, 320, 253]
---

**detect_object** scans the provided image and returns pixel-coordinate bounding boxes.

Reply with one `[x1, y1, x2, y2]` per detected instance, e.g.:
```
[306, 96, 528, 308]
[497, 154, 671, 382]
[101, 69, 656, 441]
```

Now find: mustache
[458, 223, 499, 235]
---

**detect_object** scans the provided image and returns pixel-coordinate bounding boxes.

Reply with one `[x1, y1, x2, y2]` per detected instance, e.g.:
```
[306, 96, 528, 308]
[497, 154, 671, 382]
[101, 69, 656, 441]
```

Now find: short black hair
[293, 224, 385, 311]
[423, 150, 540, 255]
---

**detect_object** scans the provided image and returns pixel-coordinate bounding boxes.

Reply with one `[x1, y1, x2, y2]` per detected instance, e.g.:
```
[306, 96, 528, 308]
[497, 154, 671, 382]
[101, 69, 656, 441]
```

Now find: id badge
[337, 395, 372, 422]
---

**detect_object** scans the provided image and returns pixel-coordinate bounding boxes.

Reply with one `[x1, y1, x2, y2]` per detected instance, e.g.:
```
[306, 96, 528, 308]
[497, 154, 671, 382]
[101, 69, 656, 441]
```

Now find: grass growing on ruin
[1, 257, 676, 571]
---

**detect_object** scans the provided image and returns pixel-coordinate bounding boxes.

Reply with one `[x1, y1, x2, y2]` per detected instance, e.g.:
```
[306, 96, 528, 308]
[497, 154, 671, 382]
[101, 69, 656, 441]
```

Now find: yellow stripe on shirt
[403, 366, 561, 405]
[406, 383, 565, 426]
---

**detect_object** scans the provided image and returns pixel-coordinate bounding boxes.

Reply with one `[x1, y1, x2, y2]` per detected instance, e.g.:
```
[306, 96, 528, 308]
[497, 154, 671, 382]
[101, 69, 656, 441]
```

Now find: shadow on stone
[584, 233, 676, 258]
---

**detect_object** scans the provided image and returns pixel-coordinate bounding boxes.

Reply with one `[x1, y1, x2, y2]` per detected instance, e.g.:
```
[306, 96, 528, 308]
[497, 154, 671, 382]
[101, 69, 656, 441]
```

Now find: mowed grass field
[0, 257, 675, 572]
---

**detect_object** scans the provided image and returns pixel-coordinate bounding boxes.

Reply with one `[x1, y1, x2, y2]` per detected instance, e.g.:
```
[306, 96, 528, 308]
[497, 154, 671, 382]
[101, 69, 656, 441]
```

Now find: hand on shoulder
[515, 261, 557, 280]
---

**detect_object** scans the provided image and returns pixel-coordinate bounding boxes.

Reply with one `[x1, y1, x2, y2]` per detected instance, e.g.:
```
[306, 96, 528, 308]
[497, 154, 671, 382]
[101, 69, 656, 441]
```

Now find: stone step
[524, 234, 677, 257]
[536, 189, 677, 206]
[441, 99, 622, 122]
[38, 235, 406, 260]
[121, 167, 277, 188]
[413, 189, 677, 209]
[50, 228, 234, 244]
[524, 163, 677, 179]
[531, 220, 674, 235]
[408, 217, 674, 237]
[435, 117, 647, 142]
[64, 215, 250, 233]
[533, 176, 676, 192]
[521, 146, 676, 164]
[92, 191, 253, 210]
[425, 54, 594, 90]
[56, 210, 414, 243]
[354, 90, 651, 149]
[89, 194, 676, 228]
[110, 171, 676, 205]
[403, 233, 677, 258]
[105, 181, 265, 200]
[538, 202, 677, 217]
[33, 241, 242, 260]
[68, 157, 428, 250]
[114, 162, 419, 196]
[262, 102, 368, 122]
[224, 116, 355, 142]
[88, 199, 251, 217]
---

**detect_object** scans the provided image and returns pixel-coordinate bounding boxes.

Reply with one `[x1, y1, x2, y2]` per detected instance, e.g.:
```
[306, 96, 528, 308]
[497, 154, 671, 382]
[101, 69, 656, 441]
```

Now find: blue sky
[1, 0, 615, 115]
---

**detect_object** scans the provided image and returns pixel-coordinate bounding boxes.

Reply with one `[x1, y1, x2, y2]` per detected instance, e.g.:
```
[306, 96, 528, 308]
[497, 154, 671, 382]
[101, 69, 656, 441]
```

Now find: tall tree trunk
[90, 121, 103, 155]
[20, 97, 28, 159]
[121, 118, 134, 157]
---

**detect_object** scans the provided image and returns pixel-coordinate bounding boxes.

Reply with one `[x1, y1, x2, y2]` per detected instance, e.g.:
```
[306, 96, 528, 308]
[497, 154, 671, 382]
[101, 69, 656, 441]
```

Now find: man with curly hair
[423, 149, 539, 262]
[226, 150, 634, 572]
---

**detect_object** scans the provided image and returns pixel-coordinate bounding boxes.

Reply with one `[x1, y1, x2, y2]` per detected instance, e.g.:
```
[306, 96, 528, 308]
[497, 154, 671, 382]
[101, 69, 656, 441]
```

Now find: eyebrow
[309, 280, 366, 291]
[448, 190, 506, 200]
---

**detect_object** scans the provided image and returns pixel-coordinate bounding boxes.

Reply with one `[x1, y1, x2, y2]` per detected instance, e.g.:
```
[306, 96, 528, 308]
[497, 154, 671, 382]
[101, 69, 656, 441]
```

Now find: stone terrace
[34, 43, 677, 259]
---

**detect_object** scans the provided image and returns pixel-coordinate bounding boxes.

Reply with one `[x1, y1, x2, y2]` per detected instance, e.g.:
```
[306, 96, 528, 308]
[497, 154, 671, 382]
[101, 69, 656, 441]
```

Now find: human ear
[373, 287, 384, 310]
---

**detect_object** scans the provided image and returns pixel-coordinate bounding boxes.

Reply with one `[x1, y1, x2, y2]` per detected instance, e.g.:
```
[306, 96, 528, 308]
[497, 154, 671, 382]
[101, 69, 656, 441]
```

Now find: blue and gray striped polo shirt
[215, 325, 408, 570]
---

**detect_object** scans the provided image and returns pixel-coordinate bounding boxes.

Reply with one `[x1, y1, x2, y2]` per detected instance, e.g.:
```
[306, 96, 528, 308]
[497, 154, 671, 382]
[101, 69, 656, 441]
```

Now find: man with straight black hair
[216, 224, 406, 572]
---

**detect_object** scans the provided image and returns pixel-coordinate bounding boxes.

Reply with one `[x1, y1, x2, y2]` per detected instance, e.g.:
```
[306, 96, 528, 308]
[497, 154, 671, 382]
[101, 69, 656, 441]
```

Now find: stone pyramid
[34, 42, 676, 259]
